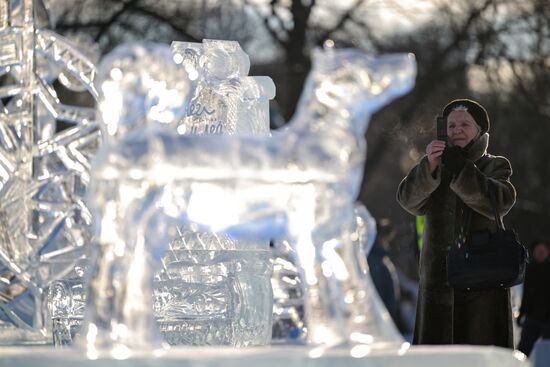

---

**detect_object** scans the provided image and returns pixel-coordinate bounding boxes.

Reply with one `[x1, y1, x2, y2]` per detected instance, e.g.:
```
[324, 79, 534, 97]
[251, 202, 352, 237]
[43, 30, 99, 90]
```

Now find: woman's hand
[425, 140, 446, 173]
[441, 146, 467, 175]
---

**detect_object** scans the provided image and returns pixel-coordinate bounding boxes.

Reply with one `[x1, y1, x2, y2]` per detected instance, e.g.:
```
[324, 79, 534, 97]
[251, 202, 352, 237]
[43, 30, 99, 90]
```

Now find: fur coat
[397, 133, 516, 347]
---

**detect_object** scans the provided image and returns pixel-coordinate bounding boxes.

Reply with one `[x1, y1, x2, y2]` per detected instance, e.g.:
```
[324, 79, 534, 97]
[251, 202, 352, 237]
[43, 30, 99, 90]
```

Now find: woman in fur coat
[396, 99, 516, 347]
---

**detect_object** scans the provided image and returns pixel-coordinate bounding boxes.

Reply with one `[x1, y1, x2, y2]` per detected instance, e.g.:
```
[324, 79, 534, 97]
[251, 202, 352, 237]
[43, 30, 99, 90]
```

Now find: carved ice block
[77, 41, 416, 359]
[158, 40, 275, 346]
[172, 39, 274, 136]
[0, 0, 99, 344]
[50, 40, 277, 348]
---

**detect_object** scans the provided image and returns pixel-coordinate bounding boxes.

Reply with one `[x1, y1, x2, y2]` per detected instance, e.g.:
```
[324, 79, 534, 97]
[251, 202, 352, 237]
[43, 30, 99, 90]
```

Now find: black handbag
[446, 180, 529, 291]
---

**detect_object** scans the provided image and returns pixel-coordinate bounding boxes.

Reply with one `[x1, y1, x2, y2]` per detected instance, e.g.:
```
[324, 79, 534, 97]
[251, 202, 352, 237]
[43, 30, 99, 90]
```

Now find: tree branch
[318, 0, 363, 43]
[125, 3, 201, 42]
[94, 0, 140, 42]
[243, 0, 288, 48]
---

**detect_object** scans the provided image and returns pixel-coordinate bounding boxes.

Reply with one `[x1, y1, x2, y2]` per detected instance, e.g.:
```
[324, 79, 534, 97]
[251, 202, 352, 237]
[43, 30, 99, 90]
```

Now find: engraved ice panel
[0, 0, 99, 344]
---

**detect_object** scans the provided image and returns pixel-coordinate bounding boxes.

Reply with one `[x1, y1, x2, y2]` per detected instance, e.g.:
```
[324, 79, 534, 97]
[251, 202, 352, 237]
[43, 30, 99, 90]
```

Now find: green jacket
[397, 133, 516, 347]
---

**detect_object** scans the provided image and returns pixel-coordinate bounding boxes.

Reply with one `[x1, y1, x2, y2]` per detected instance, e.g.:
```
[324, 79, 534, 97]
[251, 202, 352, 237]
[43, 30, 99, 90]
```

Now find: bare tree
[43, 0, 550, 273]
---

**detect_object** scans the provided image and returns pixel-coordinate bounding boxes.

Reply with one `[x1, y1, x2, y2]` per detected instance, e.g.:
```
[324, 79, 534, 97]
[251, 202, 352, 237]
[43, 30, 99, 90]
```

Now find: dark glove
[516, 313, 525, 327]
[442, 146, 467, 175]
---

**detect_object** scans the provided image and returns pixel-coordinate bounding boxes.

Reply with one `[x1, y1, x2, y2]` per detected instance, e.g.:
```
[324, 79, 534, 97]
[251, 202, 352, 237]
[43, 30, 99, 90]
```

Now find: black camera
[437, 115, 447, 142]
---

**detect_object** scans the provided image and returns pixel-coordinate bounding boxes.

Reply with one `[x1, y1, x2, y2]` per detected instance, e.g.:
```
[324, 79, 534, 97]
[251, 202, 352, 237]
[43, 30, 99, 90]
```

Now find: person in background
[367, 218, 402, 330]
[396, 99, 516, 347]
[517, 240, 550, 356]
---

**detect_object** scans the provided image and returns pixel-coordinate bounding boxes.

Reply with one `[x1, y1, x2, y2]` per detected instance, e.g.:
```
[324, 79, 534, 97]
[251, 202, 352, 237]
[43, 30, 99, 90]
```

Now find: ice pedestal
[0, 345, 530, 367]
[49, 245, 273, 347]
[155, 234, 273, 347]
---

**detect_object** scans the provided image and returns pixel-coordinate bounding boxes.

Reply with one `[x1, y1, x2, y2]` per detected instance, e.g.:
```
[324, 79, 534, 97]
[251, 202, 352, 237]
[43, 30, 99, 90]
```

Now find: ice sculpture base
[0, 322, 50, 346]
[50, 248, 273, 347]
[0, 344, 528, 366]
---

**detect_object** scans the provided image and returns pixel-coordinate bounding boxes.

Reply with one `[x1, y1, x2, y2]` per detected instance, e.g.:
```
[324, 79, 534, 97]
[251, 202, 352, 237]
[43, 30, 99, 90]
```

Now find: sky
[242, 0, 441, 63]
[312, 0, 439, 33]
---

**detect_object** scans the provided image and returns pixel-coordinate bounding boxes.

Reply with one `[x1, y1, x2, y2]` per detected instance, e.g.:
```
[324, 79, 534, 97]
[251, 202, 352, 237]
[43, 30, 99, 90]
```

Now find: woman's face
[447, 110, 481, 148]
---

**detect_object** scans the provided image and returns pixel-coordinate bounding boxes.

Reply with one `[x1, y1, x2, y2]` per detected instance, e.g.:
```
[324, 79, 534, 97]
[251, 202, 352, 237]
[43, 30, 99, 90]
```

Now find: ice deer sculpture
[78, 43, 416, 357]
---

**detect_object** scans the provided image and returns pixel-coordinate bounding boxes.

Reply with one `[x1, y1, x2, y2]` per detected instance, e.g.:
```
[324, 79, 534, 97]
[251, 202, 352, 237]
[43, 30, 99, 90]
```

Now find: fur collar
[466, 133, 489, 162]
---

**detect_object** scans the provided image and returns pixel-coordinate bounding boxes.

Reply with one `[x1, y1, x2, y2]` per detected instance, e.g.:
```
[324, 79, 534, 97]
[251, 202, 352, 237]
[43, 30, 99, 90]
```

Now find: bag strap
[486, 180, 504, 232]
[456, 205, 471, 249]
[453, 179, 503, 250]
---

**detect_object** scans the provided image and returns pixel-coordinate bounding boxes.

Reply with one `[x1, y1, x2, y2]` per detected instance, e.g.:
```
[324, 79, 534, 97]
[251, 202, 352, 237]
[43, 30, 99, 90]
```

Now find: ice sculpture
[271, 203, 379, 344]
[48, 40, 277, 348]
[74, 44, 191, 356]
[154, 232, 274, 347]
[78, 40, 415, 358]
[271, 237, 305, 342]
[171, 39, 274, 136]
[0, 0, 99, 343]
[154, 40, 275, 346]
[174, 39, 288, 345]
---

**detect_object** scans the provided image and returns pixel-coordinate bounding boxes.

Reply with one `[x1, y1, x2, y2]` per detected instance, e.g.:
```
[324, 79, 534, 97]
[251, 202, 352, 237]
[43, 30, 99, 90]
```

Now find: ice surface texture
[159, 41, 274, 347]
[171, 39, 275, 136]
[49, 40, 277, 349]
[0, 0, 98, 342]
[79, 41, 416, 357]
